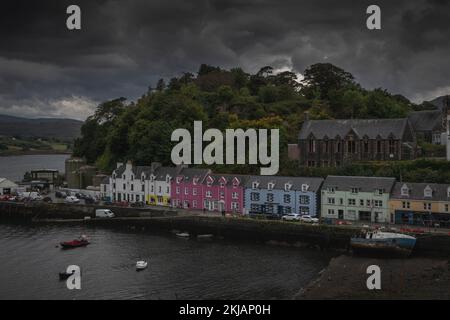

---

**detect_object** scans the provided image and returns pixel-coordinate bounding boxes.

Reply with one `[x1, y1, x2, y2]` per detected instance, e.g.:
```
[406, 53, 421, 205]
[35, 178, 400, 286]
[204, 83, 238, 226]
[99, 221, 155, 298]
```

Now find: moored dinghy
[351, 230, 416, 257]
[136, 260, 148, 271]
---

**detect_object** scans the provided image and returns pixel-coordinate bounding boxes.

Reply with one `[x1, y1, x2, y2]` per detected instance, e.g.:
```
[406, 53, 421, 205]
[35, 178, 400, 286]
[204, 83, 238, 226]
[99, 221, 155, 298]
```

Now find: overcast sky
[1, 0, 449, 120]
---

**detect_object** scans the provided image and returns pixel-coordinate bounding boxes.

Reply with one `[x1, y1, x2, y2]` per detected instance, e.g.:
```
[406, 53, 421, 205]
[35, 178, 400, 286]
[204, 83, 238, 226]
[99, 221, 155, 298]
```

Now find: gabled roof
[244, 175, 324, 192]
[323, 175, 395, 193]
[408, 110, 442, 132]
[299, 118, 412, 140]
[205, 174, 250, 187]
[153, 166, 180, 181]
[391, 182, 450, 201]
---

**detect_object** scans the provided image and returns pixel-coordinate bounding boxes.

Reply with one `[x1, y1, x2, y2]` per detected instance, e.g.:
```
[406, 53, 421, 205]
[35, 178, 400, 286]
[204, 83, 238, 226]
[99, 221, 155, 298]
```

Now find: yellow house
[389, 182, 450, 227]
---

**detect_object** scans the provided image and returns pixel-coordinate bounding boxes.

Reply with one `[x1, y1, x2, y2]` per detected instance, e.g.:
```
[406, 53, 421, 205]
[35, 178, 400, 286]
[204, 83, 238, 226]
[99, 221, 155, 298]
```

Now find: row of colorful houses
[100, 161, 450, 226]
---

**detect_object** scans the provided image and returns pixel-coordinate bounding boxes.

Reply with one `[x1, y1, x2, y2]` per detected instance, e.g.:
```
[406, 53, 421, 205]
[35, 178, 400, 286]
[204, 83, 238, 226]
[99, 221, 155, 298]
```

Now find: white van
[95, 209, 115, 218]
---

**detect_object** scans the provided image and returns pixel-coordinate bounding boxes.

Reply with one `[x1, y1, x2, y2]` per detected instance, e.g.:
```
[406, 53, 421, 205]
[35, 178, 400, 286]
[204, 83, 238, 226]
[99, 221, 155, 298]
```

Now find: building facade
[146, 166, 181, 206]
[202, 174, 248, 214]
[297, 116, 417, 167]
[171, 168, 211, 210]
[321, 176, 395, 223]
[0, 178, 18, 195]
[390, 182, 450, 227]
[244, 176, 323, 216]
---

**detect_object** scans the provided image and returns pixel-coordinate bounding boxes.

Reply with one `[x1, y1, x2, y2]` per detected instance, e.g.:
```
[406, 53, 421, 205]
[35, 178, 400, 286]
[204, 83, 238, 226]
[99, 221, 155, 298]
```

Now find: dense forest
[73, 62, 441, 179]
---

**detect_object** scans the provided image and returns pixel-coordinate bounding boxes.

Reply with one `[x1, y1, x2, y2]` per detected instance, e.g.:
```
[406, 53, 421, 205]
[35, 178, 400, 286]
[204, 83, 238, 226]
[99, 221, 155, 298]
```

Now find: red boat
[60, 236, 90, 249]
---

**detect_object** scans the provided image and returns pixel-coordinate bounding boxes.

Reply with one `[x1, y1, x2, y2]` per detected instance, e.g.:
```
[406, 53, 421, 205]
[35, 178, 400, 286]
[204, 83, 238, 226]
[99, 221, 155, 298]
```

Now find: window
[232, 192, 238, 199]
[323, 140, 329, 153]
[267, 183, 274, 191]
[166, 187, 170, 193]
[176, 187, 180, 194]
[347, 140, 356, 153]
[376, 189, 383, 195]
[252, 182, 259, 189]
[348, 199, 356, 206]
[192, 200, 197, 208]
[328, 209, 335, 215]
[267, 193, 274, 202]
[374, 200, 383, 207]
[220, 182, 225, 188]
[131, 185, 134, 191]
[250, 204, 260, 213]
[447, 187, 450, 198]
[424, 186, 433, 198]
[423, 202, 431, 210]
[123, 184, 126, 190]
[220, 191, 225, 199]
[339, 198, 344, 205]
[231, 202, 239, 211]
[309, 139, 316, 153]
[141, 185, 144, 192]
[285, 183, 291, 191]
[184, 188, 189, 195]
[445, 204, 449, 212]
[366, 199, 371, 207]
[151, 186, 154, 193]
[299, 195, 310, 205]
[158, 186, 162, 193]
[206, 191, 212, 198]
[389, 139, 395, 154]
[284, 194, 291, 203]
[251, 193, 260, 201]
[131, 175, 134, 181]
[193, 188, 197, 196]
[402, 201, 410, 209]
[136, 195, 140, 202]
[327, 187, 335, 193]
[300, 206, 310, 215]
[328, 197, 335, 204]
[284, 206, 292, 214]
[301, 184, 309, 192]
[363, 140, 369, 153]
[360, 199, 364, 206]
[351, 188, 358, 194]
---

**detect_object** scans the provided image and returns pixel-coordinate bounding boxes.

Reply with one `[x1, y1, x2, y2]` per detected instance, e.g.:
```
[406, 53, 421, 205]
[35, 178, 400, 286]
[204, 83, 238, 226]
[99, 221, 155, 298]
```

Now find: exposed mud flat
[296, 254, 450, 299]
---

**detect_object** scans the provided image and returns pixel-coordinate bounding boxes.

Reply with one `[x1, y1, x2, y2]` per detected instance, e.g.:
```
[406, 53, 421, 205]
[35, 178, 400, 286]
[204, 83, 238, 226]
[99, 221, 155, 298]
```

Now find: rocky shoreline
[296, 254, 450, 299]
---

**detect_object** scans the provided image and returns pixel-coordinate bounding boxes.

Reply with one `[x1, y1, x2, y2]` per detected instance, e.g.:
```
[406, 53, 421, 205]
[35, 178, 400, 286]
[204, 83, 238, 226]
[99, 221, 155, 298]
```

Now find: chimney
[304, 111, 310, 122]
[126, 160, 132, 171]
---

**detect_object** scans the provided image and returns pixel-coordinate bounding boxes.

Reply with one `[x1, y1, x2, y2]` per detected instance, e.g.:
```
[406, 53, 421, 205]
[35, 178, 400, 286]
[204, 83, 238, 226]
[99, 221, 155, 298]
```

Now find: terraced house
[110, 161, 148, 203]
[390, 182, 450, 227]
[171, 168, 211, 210]
[244, 176, 323, 216]
[321, 176, 395, 223]
[203, 174, 248, 214]
[146, 166, 181, 206]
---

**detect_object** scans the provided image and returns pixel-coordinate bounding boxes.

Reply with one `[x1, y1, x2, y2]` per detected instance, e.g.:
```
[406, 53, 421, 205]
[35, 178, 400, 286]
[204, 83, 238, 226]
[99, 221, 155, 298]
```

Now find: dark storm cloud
[0, 0, 449, 119]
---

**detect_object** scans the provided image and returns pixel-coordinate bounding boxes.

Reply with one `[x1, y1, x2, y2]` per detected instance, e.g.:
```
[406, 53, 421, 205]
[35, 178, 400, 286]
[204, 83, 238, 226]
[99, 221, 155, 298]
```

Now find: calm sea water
[0, 154, 70, 182]
[0, 224, 330, 300]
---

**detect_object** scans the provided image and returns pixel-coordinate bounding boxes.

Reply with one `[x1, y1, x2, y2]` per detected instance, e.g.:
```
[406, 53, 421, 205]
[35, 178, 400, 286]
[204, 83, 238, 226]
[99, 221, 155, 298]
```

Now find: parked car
[65, 196, 80, 204]
[281, 213, 301, 221]
[95, 209, 115, 218]
[84, 197, 97, 205]
[300, 215, 319, 223]
[42, 197, 53, 203]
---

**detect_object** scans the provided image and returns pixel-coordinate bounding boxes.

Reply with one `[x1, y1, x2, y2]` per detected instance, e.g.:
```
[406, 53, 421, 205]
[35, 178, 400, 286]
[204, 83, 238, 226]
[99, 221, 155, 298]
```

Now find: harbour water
[0, 154, 70, 182]
[0, 223, 331, 300]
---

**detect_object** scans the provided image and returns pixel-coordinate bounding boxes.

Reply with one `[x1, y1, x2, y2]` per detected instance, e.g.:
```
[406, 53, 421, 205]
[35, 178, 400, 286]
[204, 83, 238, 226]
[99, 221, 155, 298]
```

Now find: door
[338, 210, 344, 220]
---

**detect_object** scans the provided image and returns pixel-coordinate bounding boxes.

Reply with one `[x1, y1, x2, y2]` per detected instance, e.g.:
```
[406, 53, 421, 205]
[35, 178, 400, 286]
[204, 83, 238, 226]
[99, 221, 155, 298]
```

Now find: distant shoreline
[0, 150, 72, 157]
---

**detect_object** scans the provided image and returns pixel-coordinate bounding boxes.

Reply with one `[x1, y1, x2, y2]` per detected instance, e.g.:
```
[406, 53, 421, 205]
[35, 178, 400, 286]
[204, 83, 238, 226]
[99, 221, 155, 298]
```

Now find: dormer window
[424, 185, 433, 198]
[285, 183, 292, 191]
[301, 184, 309, 192]
[112, 174, 116, 180]
[166, 175, 171, 183]
[176, 177, 182, 184]
[252, 182, 259, 189]
[327, 187, 335, 193]
[131, 175, 134, 181]
[193, 177, 199, 185]
[400, 184, 409, 197]
[351, 187, 358, 194]
[123, 175, 125, 180]
[267, 182, 274, 191]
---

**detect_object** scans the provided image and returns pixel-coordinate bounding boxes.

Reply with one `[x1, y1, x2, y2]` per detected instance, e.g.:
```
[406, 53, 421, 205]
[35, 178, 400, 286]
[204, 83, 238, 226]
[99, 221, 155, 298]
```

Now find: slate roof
[299, 118, 411, 140]
[153, 166, 180, 181]
[322, 175, 396, 193]
[205, 174, 250, 187]
[101, 176, 110, 185]
[245, 175, 324, 192]
[177, 168, 211, 183]
[391, 182, 450, 201]
[408, 110, 442, 132]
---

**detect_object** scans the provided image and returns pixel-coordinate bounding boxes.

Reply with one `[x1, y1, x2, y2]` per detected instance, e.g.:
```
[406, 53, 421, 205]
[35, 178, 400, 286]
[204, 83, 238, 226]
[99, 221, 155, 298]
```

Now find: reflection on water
[0, 224, 331, 300]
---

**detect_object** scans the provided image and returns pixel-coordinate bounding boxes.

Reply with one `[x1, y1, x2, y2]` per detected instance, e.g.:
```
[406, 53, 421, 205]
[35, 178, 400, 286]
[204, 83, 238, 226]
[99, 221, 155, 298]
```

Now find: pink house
[202, 174, 248, 214]
[171, 168, 210, 210]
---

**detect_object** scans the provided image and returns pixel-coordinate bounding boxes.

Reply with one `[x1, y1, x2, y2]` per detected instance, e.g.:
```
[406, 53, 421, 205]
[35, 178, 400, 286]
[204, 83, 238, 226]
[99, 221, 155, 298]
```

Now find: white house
[0, 178, 18, 195]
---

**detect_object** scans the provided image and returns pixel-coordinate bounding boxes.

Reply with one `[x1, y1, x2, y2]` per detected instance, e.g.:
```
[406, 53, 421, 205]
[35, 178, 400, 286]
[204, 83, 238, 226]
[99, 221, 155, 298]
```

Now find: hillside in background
[0, 114, 82, 141]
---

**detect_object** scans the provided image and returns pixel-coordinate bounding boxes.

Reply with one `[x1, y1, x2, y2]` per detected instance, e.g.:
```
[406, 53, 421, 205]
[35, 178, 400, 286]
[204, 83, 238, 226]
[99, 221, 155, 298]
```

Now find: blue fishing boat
[350, 230, 416, 258]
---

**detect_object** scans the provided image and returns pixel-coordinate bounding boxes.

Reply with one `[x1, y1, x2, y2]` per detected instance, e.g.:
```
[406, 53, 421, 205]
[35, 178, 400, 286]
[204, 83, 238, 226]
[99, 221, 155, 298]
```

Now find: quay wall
[1, 202, 450, 256]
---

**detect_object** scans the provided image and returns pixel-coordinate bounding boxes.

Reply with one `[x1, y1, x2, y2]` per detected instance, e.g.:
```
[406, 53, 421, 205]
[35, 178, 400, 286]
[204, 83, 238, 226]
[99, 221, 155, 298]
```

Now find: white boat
[351, 230, 416, 257]
[176, 232, 190, 238]
[136, 261, 148, 271]
[197, 234, 213, 239]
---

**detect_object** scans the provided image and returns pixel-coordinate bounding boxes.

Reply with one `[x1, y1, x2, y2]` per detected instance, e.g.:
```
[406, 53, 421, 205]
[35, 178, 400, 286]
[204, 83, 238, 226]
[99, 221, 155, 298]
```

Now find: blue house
[244, 176, 324, 216]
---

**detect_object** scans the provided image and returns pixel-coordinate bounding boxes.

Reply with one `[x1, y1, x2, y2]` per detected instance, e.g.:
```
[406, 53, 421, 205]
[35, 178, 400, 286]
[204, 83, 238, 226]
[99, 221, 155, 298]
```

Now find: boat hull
[350, 237, 416, 258]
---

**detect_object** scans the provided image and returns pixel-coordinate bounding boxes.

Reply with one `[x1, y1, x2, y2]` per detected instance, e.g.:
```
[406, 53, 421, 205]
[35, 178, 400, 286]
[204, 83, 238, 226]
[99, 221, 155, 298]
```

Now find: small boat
[197, 234, 214, 240]
[60, 235, 90, 249]
[176, 232, 190, 238]
[350, 230, 416, 258]
[136, 261, 148, 271]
